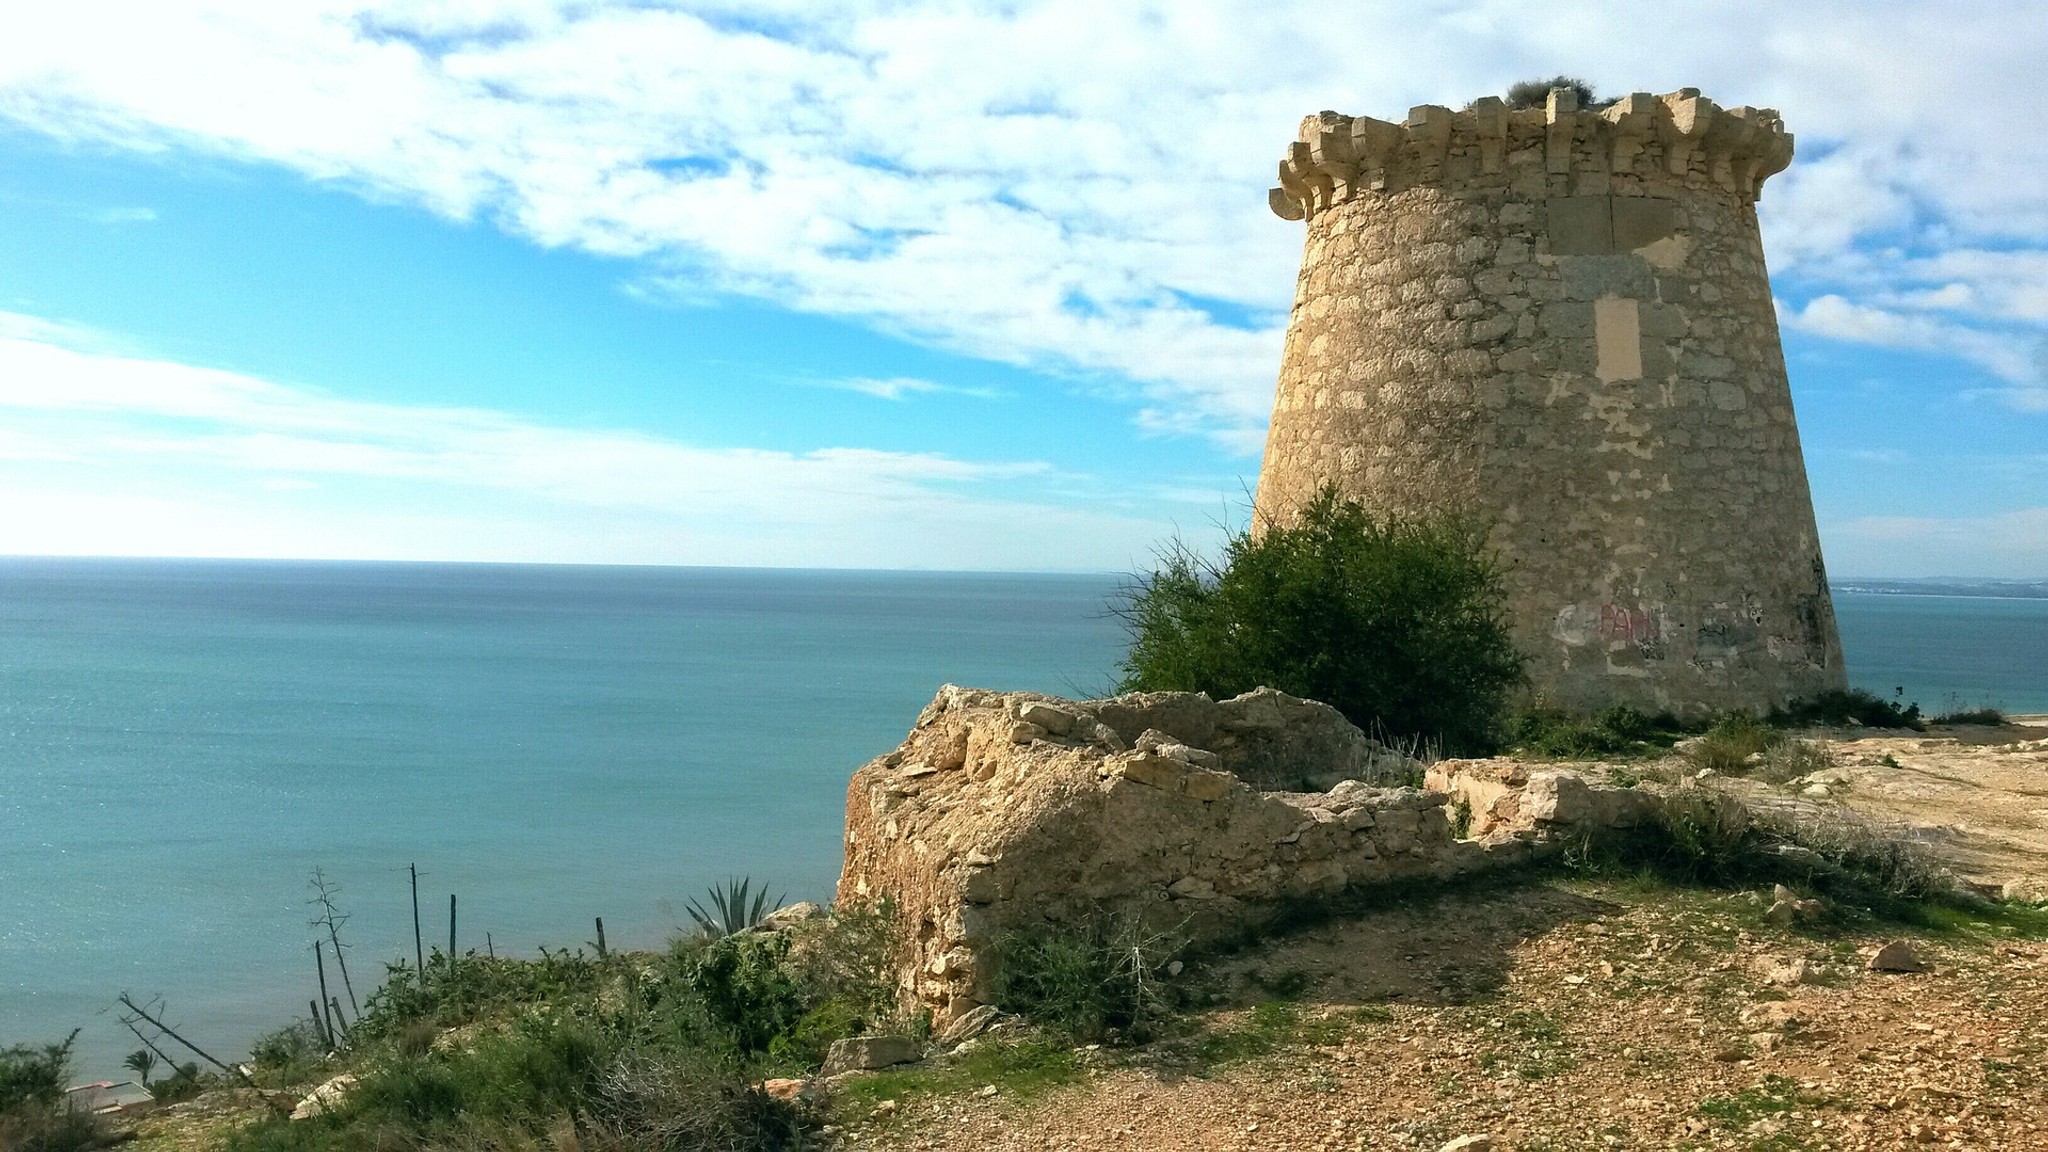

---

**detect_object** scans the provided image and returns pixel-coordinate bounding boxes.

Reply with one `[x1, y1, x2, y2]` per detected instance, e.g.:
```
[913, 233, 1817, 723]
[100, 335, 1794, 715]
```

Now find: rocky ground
[836, 720, 2048, 1152]
[1728, 719, 2048, 903]
[839, 878, 2046, 1151]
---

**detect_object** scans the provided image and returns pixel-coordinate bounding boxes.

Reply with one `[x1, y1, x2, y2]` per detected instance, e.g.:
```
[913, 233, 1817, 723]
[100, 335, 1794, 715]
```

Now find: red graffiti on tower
[1599, 603, 1659, 643]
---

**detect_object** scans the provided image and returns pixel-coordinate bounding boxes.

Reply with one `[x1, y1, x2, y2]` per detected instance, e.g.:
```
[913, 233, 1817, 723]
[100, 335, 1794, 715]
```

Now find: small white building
[64, 1080, 156, 1115]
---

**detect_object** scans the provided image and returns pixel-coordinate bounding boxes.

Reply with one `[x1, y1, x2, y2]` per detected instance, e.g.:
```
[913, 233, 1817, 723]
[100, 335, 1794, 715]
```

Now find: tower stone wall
[1256, 88, 1847, 717]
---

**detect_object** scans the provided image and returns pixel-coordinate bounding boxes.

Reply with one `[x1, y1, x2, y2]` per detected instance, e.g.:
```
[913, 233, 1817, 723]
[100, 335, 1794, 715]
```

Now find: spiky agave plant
[684, 877, 784, 939]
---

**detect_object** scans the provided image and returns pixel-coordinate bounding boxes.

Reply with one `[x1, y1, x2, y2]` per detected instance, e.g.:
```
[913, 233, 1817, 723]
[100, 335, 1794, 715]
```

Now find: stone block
[1181, 768, 1239, 802]
[961, 867, 999, 905]
[1559, 254, 1655, 301]
[1016, 701, 1077, 735]
[1547, 196, 1613, 255]
[1110, 752, 1186, 791]
[1611, 196, 1678, 249]
[1157, 742, 1223, 769]
[1638, 302, 1688, 338]
[822, 1035, 919, 1076]
[936, 1004, 1001, 1046]
[1092, 691, 1219, 748]
[1469, 313, 1515, 343]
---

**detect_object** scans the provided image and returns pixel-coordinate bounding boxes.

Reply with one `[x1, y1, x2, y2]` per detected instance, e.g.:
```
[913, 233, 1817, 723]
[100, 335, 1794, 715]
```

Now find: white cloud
[1827, 507, 2048, 579]
[0, 317, 1168, 568]
[824, 376, 1002, 401]
[7, 3, 2044, 442]
[1780, 295, 2037, 383]
[91, 206, 157, 224]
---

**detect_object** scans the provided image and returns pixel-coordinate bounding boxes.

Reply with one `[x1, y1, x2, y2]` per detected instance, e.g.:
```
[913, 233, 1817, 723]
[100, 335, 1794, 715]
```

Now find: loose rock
[1869, 940, 1931, 973]
[823, 1035, 920, 1076]
[935, 1004, 1001, 1047]
[290, 1074, 357, 1121]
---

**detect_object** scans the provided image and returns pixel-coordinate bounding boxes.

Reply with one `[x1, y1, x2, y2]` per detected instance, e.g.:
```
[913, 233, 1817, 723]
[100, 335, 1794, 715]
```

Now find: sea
[3, 558, 2043, 1080]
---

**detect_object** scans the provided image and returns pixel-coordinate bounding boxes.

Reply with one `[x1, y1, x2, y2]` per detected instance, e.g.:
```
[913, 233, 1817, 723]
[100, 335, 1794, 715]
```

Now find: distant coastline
[1834, 579, 2048, 601]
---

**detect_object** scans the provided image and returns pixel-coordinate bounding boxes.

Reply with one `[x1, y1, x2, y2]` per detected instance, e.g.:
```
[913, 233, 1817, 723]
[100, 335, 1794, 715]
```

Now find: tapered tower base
[1257, 88, 1845, 717]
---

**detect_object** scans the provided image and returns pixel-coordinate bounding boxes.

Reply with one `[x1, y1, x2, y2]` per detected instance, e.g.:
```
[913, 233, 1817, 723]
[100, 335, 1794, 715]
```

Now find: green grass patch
[1472, 1008, 1573, 1080]
[831, 1039, 1082, 1118]
[1186, 1000, 1350, 1069]
[1697, 1074, 1825, 1128]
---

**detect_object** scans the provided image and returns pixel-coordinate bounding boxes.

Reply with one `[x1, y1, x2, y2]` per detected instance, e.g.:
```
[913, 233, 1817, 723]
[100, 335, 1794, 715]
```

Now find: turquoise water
[1833, 592, 2048, 715]
[1, 560, 1130, 1078]
[2, 562, 2041, 1079]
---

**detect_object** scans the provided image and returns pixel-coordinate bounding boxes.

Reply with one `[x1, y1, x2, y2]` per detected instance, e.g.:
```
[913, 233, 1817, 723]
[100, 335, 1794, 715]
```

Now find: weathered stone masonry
[840, 687, 1470, 1022]
[1256, 88, 1847, 717]
[837, 685, 1651, 1025]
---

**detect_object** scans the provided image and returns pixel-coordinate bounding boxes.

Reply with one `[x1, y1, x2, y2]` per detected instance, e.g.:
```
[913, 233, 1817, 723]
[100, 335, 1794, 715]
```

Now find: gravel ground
[842, 880, 2048, 1152]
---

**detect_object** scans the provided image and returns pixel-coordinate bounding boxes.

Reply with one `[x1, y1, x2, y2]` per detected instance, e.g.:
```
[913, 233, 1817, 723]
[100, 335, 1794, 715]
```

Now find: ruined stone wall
[838, 685, 1539, 1024]
[1257, 89, 1846, 718]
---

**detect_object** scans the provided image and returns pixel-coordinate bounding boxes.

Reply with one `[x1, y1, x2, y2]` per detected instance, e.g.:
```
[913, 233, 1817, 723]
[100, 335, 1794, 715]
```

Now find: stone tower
[1256, 87, 1847, 717]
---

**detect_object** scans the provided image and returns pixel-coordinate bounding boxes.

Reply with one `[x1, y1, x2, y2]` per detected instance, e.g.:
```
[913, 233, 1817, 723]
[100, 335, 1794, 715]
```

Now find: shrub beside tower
[1257, 86, 1847, 717]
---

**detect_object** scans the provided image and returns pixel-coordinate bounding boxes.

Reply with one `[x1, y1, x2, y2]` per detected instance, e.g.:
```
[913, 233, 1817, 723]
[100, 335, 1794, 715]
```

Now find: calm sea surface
[2, 560, 2041, 1078]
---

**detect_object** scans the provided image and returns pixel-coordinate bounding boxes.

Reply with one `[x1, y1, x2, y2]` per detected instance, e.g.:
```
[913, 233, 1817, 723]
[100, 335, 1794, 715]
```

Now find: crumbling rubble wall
[1426, 757, 1668, 838]
[839, 685, 1669, 1024]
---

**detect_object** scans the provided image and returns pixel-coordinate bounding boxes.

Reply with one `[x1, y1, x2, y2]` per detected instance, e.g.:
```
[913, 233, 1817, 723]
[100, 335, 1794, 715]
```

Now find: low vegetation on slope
[210, 900, 909, 1152]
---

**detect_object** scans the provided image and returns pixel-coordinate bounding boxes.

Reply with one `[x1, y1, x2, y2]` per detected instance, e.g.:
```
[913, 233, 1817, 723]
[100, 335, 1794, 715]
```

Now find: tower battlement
[1253, 86, 1843, 717]
[1270, 88, 1793, 222]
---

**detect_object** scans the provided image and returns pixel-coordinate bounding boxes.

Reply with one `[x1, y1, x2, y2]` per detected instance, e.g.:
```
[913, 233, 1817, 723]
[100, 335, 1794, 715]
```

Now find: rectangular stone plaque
[1547, 196, 1614, 255]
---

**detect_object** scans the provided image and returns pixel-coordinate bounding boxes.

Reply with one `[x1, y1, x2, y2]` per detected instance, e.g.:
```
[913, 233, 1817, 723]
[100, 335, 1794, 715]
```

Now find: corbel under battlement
[1269, 87, 1793, 222]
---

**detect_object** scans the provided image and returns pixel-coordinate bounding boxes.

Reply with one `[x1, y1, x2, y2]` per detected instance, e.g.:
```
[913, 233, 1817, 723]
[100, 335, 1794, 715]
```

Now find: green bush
[1640, 791, 1758, 885]
[0, 1108, 103, 1152]
[232, 895, 893, 1151]
[249, 1021, 326, 1087]
[0, 1032, 103, 1152]
[1755, 738, 1835, 784]
[1768, 689, 1923, 731]
[232, 1018, 612, 1152]
[783, 900, 899, 1033]
[1117, 487, 1524, 755]
[1686, 713, 1776, 775]
[990, 918, 1181, 1044]
[1933, 706, 2004, 726]
[349, 947, 607, 1045]
[0, 1032, 75, 1113]
[1512, 705, 1687, 759]
[1506, 76, 1597, 109]
[683, 933, 807, 1056]
[1559, 786, 1950, 911]
[148, 1061, 206, 1103]
[590, 1047, 805, 1151]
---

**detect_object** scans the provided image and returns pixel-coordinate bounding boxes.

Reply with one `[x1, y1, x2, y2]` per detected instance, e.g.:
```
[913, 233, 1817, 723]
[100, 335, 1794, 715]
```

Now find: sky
[0, 2, 2044, 575]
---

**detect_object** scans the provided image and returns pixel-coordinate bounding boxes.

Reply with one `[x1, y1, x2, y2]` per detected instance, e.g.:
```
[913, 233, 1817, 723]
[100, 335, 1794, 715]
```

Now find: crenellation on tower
[1269, 89, 1792, 223]
[1255, 86, 1844, 718]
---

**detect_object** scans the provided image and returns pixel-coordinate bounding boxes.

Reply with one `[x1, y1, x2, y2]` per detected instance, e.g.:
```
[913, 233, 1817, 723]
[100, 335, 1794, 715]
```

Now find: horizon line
[3, 553, 2044, 585]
